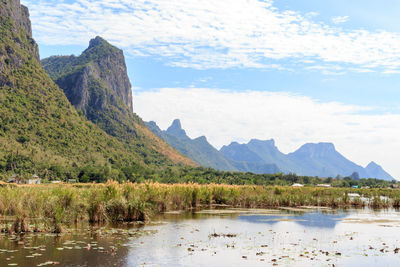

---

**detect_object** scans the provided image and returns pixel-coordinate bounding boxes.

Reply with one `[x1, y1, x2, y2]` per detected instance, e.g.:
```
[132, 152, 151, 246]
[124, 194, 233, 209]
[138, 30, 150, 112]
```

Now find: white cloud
[332, 15, 349, 24]
[134, 88, 400, 178]
[23, 0, 400, 73]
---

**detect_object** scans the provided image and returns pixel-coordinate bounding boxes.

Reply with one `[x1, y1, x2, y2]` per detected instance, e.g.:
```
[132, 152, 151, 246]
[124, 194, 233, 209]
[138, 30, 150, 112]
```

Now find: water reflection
[238, 211, 349, 228]
[2, 209, 400, 266]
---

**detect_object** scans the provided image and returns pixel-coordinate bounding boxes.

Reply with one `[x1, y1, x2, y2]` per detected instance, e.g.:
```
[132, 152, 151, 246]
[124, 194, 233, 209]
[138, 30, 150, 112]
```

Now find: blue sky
[24, 0, 400, 177]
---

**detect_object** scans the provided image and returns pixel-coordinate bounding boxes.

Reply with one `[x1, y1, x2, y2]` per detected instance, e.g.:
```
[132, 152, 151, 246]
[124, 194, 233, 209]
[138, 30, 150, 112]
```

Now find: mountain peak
[223, 141, 241, 148]
[194, 136, 208, 142]
[365, 161, 382, 172]
[304, 142, 335, 150]
[315, 142, 335, 148]
[293, 142, 336, 158]
[365, 161, 394, 180]
[249, 139, 276, 147]
[171, 119, 182, 129]
[166, 119, 189, 139]
[88, 36, 109, 49]
[43, 36, 133, 112]
[366, 161, 379, 168]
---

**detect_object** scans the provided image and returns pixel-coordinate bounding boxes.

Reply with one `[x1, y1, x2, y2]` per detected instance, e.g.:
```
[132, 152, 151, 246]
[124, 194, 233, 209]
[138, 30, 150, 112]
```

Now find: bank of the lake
[2, 181, 400, 234]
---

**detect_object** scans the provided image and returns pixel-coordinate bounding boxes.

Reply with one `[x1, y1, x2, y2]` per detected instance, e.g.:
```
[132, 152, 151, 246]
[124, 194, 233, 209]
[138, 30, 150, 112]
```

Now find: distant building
[28, 174, 41, 185]
[28, 174, 40, 184]
[28, 179, 40, 184]
[8, 174, 23, 184]
[68, 179, 77, 183]
[292, 183, 304, 187]
[392, 184, 399, 189]
[317, 184, 331, 188]
[51, 180, 62, 184]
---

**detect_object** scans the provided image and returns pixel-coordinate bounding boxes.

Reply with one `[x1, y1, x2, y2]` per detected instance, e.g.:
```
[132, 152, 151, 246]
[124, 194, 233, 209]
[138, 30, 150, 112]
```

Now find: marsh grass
[1, 181, 400, 233]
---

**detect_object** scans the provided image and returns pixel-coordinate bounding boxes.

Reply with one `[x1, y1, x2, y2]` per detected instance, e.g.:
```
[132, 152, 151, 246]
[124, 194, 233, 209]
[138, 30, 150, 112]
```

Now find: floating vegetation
[36, 261, 59, 266]
[2, 207, 400, 267]
[209, 232, 237, 238]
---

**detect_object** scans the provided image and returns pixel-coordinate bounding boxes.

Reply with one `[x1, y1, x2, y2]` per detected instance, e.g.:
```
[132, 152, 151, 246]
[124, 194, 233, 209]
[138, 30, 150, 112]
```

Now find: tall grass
[1, 181, 400, 233]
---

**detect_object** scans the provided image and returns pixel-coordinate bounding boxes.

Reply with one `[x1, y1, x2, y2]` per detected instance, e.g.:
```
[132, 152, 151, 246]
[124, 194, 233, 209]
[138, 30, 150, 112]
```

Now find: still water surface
[1, 208, 400, 266]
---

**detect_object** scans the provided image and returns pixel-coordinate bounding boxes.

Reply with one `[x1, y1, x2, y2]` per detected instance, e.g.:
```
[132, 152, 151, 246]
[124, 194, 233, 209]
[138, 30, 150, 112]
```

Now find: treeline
[154, 167, 397, 188]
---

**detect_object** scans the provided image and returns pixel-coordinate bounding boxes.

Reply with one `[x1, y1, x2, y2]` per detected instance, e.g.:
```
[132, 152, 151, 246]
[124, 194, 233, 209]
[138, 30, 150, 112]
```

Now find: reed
[1, 182, 400, 233]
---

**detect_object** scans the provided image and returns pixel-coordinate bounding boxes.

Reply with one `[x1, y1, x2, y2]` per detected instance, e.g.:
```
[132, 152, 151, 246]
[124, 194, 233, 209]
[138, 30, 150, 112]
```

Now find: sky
[22, 0, 400, 178]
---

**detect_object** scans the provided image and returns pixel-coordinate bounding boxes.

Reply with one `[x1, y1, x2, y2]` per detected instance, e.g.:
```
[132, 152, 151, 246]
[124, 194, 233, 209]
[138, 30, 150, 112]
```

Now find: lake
[1, 208, 400, 266]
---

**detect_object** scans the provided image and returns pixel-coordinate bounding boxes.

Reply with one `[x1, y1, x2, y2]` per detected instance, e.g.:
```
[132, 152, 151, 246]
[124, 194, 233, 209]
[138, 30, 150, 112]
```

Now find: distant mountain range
[147, 119, 394, 181]
[146, 120, 280, 174]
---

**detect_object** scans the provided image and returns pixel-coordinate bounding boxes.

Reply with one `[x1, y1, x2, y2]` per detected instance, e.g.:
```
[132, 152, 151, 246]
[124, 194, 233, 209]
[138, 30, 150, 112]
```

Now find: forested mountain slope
[0, 0, 195, 181]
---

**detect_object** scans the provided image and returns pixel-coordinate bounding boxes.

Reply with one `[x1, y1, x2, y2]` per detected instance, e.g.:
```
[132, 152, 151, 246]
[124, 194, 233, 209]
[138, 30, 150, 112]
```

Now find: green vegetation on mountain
[0, 0, 394, 187]
[42, 37, 195, 169]
[0, 0, 194, 181]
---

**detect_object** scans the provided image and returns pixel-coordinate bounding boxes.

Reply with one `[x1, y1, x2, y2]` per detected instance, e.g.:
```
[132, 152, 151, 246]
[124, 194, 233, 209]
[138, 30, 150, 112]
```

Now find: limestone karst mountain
[42, 37, 196, 169]
[222, 140, 394, 180]
[0, 0, 195, 180]
[146, 120, 237, 171]
[148, 119, 394, 180]
[147, 120, 280, 174]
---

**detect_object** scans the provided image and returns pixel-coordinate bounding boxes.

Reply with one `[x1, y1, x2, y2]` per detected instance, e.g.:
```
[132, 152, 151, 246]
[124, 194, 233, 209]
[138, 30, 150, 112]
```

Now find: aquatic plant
[1, 182, 400, 233]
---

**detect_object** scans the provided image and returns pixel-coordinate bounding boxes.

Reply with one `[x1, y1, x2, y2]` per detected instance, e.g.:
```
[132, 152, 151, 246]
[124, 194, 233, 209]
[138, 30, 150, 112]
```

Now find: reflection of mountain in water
[238, 211, 349, 229]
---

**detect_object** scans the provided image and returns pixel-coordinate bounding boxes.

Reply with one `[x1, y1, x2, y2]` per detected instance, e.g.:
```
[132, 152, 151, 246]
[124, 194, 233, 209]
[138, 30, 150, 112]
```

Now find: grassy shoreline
[1, 181, 400, 233]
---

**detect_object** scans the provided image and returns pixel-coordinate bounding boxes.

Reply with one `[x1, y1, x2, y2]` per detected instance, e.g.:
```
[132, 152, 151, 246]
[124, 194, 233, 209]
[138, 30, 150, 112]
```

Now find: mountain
[42, 37, 196, 168]
[146, 120, 236, 171]
[220, 142, 265, 164]
[287, 143, 368, 178]
[365, 161, 394, 181]
[218, 139, 301, 174]
[221, 139, 394, 180]
[42, 36, 133, 114]
[0, 0, 194, 181]
[147, 119, 393, 179]
[146, 120, 281, 174]
[228, 160, 281, 175]
[166, 119, 189, 140]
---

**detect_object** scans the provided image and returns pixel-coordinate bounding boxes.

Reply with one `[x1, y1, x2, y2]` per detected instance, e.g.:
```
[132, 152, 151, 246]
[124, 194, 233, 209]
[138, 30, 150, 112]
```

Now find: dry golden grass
[135, 123, 198, 167]
[1, 182, 400, 233]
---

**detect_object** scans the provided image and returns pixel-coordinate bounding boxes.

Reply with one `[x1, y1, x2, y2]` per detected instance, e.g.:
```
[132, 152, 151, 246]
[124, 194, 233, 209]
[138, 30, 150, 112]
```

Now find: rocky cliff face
[42, 38, 196, 167]
[0, 0, 172, 178]
[86, 37, 133, 112]
[43, 36, 133, 115]
[0, 0, 39, 86]
[0, 0, 39, 60]
[42, 37, 137, 139]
